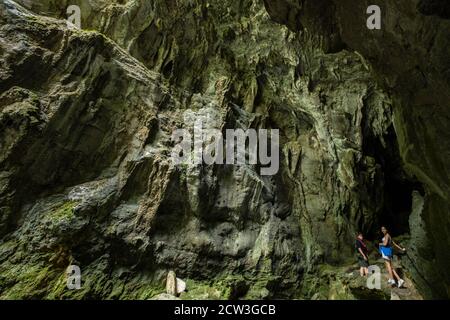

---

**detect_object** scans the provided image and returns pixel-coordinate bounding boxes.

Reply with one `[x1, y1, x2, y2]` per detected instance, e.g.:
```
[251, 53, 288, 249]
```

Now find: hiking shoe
[388, 279, 396, 285]
[398, 279, 405, 288]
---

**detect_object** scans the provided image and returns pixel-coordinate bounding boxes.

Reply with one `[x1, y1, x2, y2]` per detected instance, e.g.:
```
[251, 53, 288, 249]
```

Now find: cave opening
[363, 125, 424, 240]
[379, 169, 423, 237]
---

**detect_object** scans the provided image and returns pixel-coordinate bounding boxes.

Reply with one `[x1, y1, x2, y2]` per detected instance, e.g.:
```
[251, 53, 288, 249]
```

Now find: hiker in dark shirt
[355, 231, 369, 276]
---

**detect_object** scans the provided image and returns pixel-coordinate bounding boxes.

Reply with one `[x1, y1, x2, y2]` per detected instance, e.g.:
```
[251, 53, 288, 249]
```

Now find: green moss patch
[46, 201, 78, 221]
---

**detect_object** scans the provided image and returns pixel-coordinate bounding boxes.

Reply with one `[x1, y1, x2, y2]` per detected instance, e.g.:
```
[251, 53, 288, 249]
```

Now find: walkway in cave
[344, 255, 423, 300]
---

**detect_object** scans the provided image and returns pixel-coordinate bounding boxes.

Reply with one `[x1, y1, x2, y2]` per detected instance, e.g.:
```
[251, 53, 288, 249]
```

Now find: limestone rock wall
[0, 0, 448, 299]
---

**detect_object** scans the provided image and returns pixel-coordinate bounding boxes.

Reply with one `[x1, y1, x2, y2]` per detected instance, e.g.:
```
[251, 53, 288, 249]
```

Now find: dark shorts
[358, 256, 369, 268]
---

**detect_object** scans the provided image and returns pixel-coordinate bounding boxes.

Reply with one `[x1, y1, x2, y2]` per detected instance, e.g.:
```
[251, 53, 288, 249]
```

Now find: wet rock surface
[0, 0, 449, 299]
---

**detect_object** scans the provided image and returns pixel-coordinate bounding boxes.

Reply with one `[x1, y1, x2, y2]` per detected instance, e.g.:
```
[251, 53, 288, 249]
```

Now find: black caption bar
[1, 300, 449, 320]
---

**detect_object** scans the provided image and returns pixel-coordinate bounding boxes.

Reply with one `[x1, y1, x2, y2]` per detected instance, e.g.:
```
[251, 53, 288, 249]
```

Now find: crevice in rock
[362, 124, 425, 239]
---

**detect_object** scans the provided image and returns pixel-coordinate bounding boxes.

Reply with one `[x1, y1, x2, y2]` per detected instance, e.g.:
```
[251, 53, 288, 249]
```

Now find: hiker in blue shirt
[379, 226, 407, 288]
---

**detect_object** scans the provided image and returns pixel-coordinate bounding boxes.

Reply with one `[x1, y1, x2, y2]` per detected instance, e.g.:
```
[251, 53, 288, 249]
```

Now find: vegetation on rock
[0, 0, 449, 299]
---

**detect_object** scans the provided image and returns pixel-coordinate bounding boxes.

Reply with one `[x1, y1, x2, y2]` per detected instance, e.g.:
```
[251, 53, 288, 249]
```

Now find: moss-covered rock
[0, 0, 448, 299]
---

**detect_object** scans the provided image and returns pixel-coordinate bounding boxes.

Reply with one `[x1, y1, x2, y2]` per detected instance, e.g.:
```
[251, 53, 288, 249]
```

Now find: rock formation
[166, 271, 177, 296]
[0, 0, 448, 299]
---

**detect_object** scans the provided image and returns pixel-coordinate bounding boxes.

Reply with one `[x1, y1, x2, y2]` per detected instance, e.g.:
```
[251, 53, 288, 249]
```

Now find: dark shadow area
[417, 0, 450, 19]
[380, 172, 423, 236]
[363, 125, 424, 238]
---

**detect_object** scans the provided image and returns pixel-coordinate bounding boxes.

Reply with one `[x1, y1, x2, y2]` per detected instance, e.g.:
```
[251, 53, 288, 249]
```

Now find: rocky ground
[305, 255, 423, 300]
[0, 0, 449, 299]
[151, 251, 423, 300]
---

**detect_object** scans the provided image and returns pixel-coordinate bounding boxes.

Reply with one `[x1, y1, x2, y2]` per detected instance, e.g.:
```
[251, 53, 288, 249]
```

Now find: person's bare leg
[364, 267, 369, 276]
[385, 261, 394, 280]
[360, 267, 364, 277]
[392, 267, 402, 281]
